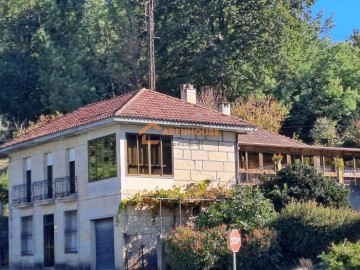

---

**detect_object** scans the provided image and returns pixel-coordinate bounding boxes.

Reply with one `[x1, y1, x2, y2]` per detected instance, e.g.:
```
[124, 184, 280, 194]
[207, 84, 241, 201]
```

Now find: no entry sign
[229, 229, 241, 253]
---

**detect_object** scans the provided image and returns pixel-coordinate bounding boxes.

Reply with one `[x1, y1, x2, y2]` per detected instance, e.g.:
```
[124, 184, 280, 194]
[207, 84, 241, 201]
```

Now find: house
[0, 85, 255, 270]
[238, 128, 360, 185]
[2, 83, 360, 269]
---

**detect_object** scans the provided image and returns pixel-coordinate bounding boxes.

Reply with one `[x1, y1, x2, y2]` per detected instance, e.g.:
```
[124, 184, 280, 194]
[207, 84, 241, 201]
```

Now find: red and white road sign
[229, 229, 241, 253]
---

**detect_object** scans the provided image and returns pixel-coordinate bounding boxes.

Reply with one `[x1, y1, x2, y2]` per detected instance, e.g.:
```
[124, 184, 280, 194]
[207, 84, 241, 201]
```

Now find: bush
[165, 226, 282, 270]
[164, 225, 230, 270]
[272, 201, 360, 263]
[319, 240, 360, 270]
[195, 185, 276, 233]
[261, 163, 350, 211]
[238, 228, 282, 270]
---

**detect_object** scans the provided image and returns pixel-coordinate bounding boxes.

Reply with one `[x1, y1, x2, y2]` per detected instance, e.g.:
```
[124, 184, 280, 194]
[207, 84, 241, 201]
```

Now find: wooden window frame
[126, 133, 173, 177]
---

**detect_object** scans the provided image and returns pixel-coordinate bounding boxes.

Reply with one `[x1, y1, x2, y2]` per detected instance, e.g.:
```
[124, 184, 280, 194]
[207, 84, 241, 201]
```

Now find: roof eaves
[114, 116, 255, 132]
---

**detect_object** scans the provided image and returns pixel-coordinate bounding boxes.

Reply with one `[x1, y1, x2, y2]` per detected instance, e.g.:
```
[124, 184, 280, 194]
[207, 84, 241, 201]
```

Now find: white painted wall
[8, 121, 238, 269]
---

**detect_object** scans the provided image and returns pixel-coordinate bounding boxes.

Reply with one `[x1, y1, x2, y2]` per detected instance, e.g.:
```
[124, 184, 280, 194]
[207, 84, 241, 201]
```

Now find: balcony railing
[32, 179, 53, 201]
[54, 176, 77, 198]
[12, 184, 31, 205]
[12, 176, 77, 205]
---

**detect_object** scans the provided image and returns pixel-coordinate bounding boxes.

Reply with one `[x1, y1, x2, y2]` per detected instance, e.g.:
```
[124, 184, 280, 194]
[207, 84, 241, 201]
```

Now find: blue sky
[312, 0, 360, 41]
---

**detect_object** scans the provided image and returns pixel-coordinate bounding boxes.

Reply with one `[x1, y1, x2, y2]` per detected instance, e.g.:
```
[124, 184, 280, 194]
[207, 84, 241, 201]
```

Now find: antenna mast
[145, 0, 156, 91]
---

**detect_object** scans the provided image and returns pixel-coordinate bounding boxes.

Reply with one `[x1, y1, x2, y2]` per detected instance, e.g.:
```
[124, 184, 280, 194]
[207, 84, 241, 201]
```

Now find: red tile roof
[238, 128, 308, 147]
[1, 89, 254, 149]
[0, 91, 137, 149]
[115, 89, 254, 127]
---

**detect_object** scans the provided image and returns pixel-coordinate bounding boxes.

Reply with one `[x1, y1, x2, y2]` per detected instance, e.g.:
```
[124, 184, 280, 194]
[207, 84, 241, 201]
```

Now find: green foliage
[195, 186, 276, 234]
[272, 201, 360, 263]
[164, 225, 230, 270]
[238, 228, 282, 270]
[319, 240, 360, 270]
[117, 180, 231, 219]
[165, 226, 282, 270]
[310, 117, 342, 146]
[260, 163, 350, 211]
[0, 170, 8, 203]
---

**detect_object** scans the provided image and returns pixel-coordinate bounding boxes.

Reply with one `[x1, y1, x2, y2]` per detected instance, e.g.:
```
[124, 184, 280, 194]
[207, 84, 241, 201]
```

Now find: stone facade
[7, 122, 239, 269]
[173, 131, 237, 185]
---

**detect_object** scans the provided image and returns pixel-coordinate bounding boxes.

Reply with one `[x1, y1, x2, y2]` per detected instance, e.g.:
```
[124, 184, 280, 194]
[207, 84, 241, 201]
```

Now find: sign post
[229, 229, 241, 270]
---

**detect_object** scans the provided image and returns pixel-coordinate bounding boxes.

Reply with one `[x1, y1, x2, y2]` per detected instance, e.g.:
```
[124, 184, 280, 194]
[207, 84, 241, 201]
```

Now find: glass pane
[248, 152, 259, 169]
[303, 156, 314, 166]
[88, 135, 117, 181]
[162, 136, 173, 175]
[96, 139, 104, 179]
[139, 135, 149, 174]
[263, 153, 274, 167]
[127, 134, 138, 174]
[150, 135, 161, 175]
[88, 140, 96, 181]
[239, 152, 246, 169]
[343, 156, 353, 168]
[356, 158, 360, 169]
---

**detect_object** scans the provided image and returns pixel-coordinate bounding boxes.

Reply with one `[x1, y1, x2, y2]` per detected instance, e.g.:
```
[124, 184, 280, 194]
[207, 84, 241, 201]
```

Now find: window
[46, 153, 53, 199]
[247, 152, 259, 169]
[64, 211, 77, 253]
[21, 216, 33, 256]
[343, 156, 354, 169]
[239, 152, 246, 169]
[88, 134, 117, 181]
[69, 149, 76, 194]
[127, 134, 173, 176]
[25, 158, 32, 202]
[263, 153, 274, 167]
[303, 155, 314, 166]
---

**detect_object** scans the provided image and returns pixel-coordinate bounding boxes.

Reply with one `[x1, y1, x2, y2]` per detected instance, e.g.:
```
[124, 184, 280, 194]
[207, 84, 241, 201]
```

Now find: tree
[310, 117, 342, 146]
[233, 95, 288, 133]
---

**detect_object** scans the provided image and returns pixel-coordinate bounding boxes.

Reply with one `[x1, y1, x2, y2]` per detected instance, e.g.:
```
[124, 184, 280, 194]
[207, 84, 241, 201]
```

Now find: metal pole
[233, 252, 236, 270]
[159, 199, 162, 270]
[179, 198, 182, 226]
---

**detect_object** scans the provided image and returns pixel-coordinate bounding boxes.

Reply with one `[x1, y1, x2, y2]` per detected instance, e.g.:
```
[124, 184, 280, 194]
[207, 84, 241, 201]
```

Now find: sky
[312, 0, 360, 41]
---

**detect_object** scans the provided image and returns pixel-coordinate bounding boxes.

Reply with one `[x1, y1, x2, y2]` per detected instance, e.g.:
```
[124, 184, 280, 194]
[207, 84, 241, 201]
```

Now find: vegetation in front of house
[272, 201, 360, 263]
[260, 163, 350, 211]
[165, 225, 230, 270]
[195, 185, 276, 234]
[117, 180, 232, 217]
[119, 165, 359, 269]
[319, 240, 360, 270]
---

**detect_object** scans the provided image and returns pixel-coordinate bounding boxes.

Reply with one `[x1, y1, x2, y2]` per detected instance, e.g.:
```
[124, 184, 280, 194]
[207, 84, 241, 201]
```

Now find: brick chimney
[180, 84, 196, 104]
[219, 102, 231, 116]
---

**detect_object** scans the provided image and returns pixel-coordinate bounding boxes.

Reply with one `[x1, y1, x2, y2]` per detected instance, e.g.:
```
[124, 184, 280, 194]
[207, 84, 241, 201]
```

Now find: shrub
[195, 185, 276, 233]
[164, 225, 230, 270]
[272, 201, 360, 263]
[165, 226, 282, 270]
[261, 163, 350, 211]
[238, 228, 282, 270]
[319, 240, 360, 270]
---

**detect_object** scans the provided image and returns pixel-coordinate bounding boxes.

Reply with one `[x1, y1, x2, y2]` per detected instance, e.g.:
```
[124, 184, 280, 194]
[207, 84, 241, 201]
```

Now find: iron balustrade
[54, 176, 77, 198]
[32, 179, 53, 201]
[12, 176, 77, 205]
[12, 184, 30, 205]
